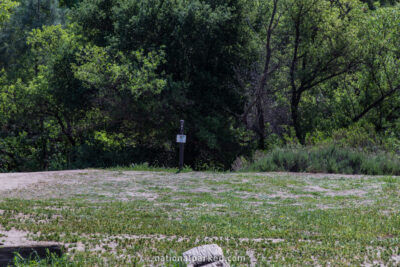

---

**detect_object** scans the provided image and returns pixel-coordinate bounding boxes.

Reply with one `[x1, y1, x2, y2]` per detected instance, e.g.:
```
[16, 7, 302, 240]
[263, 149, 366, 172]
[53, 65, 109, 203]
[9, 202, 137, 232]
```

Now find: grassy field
[1, 170, 400, 266]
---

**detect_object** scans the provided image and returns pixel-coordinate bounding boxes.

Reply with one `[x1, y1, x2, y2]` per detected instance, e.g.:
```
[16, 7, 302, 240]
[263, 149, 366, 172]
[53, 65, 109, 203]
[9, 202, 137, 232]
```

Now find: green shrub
[305, 123, 400, 155]
[331, 124, 378, 150]
[242, 145, 400, 175]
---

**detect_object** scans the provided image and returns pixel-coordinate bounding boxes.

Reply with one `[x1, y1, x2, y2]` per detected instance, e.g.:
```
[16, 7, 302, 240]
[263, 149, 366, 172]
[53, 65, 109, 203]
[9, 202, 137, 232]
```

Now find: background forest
[0, 0, 399, 173]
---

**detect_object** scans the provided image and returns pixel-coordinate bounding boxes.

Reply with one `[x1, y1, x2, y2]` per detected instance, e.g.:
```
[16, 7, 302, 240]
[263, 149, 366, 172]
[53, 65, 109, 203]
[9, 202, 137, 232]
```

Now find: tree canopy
[0, 0, 18, 26]
[0, 0, 399, 171]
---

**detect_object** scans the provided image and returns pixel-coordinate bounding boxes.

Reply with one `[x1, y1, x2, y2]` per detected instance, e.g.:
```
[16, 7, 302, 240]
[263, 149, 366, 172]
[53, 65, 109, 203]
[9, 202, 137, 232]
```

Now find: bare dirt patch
[0, 228, 59, 247]
[0, 170, 98, 192]
[325, 189, 367, 197]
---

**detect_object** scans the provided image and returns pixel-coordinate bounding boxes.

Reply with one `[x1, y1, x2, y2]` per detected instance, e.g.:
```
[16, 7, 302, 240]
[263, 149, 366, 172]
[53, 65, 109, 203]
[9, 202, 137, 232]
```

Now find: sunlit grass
[1, 171, 400, 266]
[105, 163, 192, 173]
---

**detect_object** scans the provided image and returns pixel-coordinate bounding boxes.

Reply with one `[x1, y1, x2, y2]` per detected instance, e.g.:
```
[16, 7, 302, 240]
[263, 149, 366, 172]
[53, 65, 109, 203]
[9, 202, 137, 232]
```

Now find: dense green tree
[0, 0, 18, 26]
[299, 3, 400, 137]
[0, 0, 66, 77]
[1, 0, 399, 172]
[346, 5, 400, 130]
[361, 0, 400, 9]
[285, 0, 365, 143]
[70, 0, 254, 168]
[243, 0, 365, 144]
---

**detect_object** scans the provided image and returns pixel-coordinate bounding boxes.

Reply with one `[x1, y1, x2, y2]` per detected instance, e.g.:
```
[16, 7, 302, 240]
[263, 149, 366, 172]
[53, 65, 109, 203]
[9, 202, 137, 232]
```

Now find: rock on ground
[183, 244, 229, 267]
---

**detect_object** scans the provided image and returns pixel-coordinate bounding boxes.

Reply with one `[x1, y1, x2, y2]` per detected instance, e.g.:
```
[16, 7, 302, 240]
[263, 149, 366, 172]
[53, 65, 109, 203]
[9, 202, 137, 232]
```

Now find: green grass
[11, 251, 185, 267]
[1, 171, 400, 266]
[242, 145, 400, 175]
[105, 163, 193, 173]
[12, 252, 75, 267]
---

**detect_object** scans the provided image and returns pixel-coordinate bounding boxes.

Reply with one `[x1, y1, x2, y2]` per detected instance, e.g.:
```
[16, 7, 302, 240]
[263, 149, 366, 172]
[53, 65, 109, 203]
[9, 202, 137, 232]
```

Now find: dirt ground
[0, 170, 98, 247]
[0, 170, 370, 246]
[1, 170, 399, 266]
[0, 170, 369, 192]
[0, 170, 100, 192]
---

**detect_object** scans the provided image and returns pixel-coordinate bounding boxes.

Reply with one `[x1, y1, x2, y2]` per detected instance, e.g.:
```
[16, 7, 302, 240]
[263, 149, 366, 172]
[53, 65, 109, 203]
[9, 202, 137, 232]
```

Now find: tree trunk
[256, 98, 265, 150]
[40, 117, 48, 170]
[289, 12, 303, 144]
[291, 92, 303, 144]
[242, 0, 279, 149]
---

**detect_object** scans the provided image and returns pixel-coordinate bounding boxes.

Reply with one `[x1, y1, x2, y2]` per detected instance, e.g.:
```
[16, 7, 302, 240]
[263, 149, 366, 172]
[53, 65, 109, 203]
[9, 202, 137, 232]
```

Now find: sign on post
[178, 120, 185, 170]
[176, 134, 187, 143]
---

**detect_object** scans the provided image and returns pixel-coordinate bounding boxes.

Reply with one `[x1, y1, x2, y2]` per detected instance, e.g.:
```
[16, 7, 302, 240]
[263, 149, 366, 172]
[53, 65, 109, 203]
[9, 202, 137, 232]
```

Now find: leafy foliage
[0, 0, 18, 26]
[0, 0, 399, 171]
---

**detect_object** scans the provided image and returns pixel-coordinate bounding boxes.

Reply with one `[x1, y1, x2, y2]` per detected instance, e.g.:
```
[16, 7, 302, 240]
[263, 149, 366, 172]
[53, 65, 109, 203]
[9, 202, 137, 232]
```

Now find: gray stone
[202, 260, 230, 267]
[182, 244, 230, 267]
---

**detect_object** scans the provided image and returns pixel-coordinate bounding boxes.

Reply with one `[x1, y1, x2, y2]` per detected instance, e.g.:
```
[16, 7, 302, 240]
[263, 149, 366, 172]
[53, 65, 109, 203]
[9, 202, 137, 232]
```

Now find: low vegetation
[12, 253, 74, 267]
[106, 163, 193, 173]
[242, 145, 400, 175]
[1, 171, 400, 266]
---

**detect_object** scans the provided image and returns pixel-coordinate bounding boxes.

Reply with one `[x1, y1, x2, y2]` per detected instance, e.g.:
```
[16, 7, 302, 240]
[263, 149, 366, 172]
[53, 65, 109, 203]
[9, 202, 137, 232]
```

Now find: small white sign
[176, 135, 187, 143]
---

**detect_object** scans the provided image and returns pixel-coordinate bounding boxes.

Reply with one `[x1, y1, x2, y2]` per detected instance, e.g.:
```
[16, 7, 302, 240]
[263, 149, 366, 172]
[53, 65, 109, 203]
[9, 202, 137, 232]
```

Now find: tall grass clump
[12, 251, 106, 266]
[242, 145, 400, 175]
[13, 252, 71, 267]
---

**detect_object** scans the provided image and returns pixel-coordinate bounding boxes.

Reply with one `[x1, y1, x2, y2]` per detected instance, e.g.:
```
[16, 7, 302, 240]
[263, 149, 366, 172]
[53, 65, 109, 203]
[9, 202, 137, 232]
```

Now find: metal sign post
[177, 120, 186, 170]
